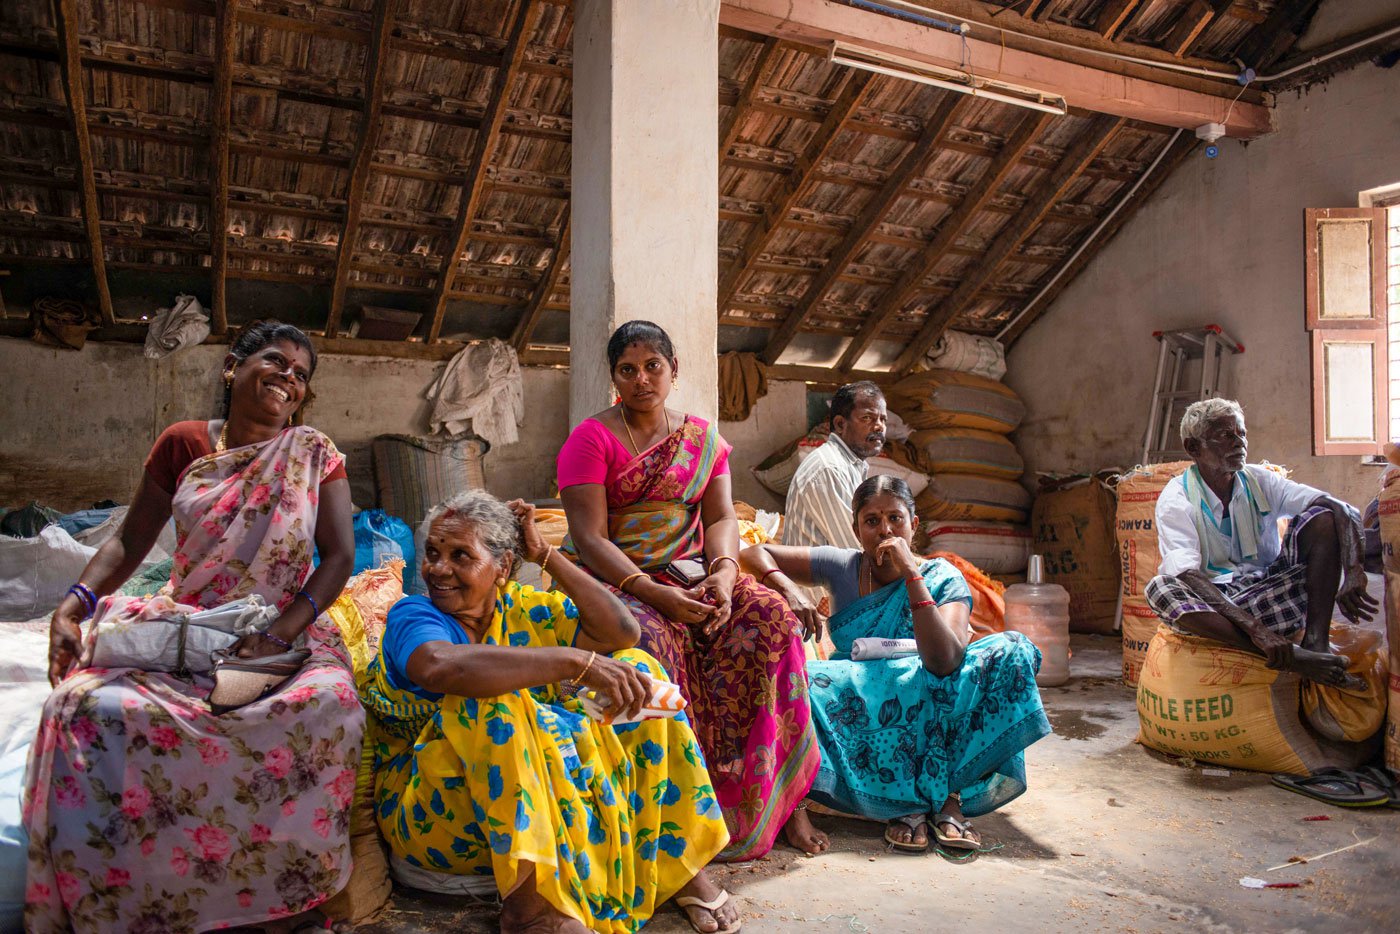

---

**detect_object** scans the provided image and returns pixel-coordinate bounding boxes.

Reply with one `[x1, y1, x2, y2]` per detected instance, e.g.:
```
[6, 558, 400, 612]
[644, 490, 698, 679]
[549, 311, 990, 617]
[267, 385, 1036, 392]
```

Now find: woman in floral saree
[558, 321, 825, 862]
[25, 322, 361, 932]
[743, 476, 1052, 854]
[366, 492, 735, 934]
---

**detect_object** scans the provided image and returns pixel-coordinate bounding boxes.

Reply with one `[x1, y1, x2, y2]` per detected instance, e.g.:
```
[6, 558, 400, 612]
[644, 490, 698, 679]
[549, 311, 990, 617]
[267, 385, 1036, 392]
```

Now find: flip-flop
[1271, 769, 1390, 808]
[675, 889, 741, 934]
[932, 813, 981, 851]
[883, 814, 929, 853]
[1354, 766, 1400, 809]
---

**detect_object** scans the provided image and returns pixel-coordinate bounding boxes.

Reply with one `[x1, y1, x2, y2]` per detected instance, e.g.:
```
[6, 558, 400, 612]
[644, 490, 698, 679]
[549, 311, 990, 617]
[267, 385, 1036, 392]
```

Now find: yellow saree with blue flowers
[364, 581, 728, 932]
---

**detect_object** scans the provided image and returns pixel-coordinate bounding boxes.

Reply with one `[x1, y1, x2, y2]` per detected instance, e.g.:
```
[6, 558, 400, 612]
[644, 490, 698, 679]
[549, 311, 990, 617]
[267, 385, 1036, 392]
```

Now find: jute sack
[1031, 475, 1119, 634]
[915, 474, 1032, 524]
[889, 369, 1025, 434]
[1136, 624, 1384, 774]
[1377, 465, 1400, 770]
[1114, 462, 1191, 600]
[915, 521, 1030, 575]
[908, 428, 1024, 480]
[1121, 597, 1159, 685]
[752, 425, 828, 496]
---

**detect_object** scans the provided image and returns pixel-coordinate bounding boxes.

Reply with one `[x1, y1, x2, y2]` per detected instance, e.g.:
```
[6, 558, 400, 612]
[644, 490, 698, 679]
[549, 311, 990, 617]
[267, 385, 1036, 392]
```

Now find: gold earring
[223, 371, 234, 387]
[671, 376, 679, 389]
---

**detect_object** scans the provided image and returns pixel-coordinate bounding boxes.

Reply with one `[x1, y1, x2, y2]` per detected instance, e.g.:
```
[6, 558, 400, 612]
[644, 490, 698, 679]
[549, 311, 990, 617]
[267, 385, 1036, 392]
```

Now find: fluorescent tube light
[829, 41, 1069, 116]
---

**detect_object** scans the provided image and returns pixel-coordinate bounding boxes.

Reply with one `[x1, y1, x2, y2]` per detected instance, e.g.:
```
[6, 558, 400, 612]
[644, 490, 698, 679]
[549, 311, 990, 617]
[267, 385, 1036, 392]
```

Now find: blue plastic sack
[353, 509, 420, 593]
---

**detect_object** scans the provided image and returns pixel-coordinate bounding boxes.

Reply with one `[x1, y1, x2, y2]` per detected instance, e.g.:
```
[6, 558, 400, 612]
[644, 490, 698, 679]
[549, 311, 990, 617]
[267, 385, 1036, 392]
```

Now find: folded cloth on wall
[143, 293, 211, 359]
[425, 338, 524, 448]
[86, 593, 282, 674]
[718, 351, 769, 422]
[849, 637, 920, 661]
[29, 296, 95, 350]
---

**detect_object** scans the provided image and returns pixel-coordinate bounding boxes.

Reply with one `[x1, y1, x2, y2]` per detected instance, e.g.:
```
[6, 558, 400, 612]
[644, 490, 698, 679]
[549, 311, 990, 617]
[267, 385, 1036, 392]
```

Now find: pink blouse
[557, 416, 731, 490]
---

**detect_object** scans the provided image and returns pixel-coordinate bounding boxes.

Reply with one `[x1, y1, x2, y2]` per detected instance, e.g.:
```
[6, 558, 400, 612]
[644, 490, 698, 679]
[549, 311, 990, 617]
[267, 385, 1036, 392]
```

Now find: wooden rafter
[1094, 0, 1141, 39]
[761, 93, 964, 367]
[1001, 133, 1199, 347]
[719, 37, 783, 162]
[325, 0, 394, 339]
[50, 0, 113, 326]
[208, 0, 235, 336]
[891, 115, 1123, 375]
[1241, 1, 1324, 69]
[425, 0, 540, 343]
[1165, 0, 1232, 57]
[510, 204, 570, 351]
[1023, 0, 1057, 22]
[716, 70, 873, 314]
[840, 110, 1051, 373]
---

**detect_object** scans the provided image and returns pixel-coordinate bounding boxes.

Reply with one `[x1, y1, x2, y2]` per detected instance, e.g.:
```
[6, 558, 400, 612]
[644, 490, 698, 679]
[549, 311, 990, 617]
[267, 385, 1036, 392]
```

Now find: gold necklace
[216, 420, 229, 453]
[619, 404, 671, 455]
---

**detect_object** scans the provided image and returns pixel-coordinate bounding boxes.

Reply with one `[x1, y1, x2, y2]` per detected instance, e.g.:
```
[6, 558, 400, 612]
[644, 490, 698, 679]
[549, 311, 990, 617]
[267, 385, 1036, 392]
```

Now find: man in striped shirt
[784, 381, 888, 550]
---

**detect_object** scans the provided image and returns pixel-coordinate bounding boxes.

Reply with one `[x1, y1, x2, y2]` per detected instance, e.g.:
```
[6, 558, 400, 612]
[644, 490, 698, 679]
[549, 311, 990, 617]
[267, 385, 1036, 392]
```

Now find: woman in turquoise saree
[742, 476, 1052, 852]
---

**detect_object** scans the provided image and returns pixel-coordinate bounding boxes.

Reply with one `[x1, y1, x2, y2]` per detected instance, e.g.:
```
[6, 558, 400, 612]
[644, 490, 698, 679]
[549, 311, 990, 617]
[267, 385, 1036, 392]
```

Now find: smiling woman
[365, 490, 735, 934]
[24, 321, 362, 933]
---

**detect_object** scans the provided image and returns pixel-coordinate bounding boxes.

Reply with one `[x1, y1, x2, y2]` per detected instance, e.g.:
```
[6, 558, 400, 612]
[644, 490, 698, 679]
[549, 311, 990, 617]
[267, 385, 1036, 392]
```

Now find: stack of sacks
[1114, 463, 1190, 685]
[890, 369, 1032, 577]
[751, 424, 831, 497]
[1378, 458, 1400, 772]
[1031, 472, 1121, 635]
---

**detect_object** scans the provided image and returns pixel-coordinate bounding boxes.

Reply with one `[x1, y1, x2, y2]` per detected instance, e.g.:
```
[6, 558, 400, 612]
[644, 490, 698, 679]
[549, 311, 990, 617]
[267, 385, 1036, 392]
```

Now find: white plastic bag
[87, 594, 281, 674]
[0, 525, 96, 620]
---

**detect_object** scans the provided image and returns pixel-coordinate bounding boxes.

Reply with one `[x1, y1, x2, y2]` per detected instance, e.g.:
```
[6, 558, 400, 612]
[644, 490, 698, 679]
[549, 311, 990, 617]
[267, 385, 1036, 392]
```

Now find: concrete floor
[362, 634, 1398, 934]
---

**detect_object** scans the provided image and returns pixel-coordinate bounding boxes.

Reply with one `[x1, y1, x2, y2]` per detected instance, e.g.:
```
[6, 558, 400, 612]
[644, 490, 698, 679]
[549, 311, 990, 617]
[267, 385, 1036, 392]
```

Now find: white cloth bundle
[849, 637, 920, 661]
[425, 338, 524, 448]
[579, 678, 687, 726]
[87, 594, 280, 674]
[143, 294, 211, 359]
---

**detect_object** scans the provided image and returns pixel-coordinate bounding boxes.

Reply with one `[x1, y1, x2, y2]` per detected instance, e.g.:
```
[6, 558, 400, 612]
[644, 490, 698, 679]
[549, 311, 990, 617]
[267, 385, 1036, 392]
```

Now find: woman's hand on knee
[47, 605, 85, 687]
[579, 653, 652, 720]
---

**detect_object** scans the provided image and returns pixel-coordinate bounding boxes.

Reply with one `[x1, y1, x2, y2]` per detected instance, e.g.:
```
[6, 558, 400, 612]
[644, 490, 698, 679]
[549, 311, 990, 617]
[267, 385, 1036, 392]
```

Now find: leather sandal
[208, 647, 310, 715]
[675, 889, 741, 934]
[883, 814, 930, 853]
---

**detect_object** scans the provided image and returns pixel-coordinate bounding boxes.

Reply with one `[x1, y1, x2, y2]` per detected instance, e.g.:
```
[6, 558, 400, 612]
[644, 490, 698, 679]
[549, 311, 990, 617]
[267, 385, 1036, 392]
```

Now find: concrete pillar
[570, 0, 720, 428]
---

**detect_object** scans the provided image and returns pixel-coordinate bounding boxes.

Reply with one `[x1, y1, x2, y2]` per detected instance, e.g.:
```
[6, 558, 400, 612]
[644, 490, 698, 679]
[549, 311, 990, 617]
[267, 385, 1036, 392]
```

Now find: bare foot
[673, 868, 741, 933]
[500, 876, 588, 934]
[1289, 646, 1365, 689]
[932, 797, 980, 850]
[781, 805, 830, 856]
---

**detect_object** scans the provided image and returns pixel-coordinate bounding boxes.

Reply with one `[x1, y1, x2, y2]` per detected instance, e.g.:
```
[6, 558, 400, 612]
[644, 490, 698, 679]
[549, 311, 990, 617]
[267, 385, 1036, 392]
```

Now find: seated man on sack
[784, 381, 887, 552]
[1145, 398, 1376, 687]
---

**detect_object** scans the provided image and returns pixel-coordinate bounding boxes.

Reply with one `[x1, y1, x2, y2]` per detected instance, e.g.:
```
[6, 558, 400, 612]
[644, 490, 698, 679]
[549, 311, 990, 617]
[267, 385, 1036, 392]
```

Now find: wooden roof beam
[425, 0, 541, 343]
[719, 37, 784, 160]
[1001, 132, 1198, 347]
[720, 0, 1271, 137]
[717, 69, 873, 312]
[50, 0, 114, 326]
[510, 204, 570, 351]
[1165, 0, 1233, 58]
[1094, 0, 1141, 40]
[325, 0, 395, 339]
[839, 109, 1050, 373]
[1237, 1, 1323, 70]
[891, 115, 1122, 375]
[761, 92, 963, 366]
[208, 0, 235, 336]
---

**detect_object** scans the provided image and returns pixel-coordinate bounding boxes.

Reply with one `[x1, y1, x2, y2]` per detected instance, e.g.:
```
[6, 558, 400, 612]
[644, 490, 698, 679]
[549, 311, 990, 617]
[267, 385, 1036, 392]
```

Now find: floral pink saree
[23, 426, 364, 934]
[563, 416, 818, 860]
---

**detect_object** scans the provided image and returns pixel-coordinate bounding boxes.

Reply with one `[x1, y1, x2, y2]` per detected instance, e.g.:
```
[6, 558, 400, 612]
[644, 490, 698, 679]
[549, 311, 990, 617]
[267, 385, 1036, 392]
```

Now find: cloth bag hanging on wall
[424, 338, 524, 448]
[143, 293, 211, 359]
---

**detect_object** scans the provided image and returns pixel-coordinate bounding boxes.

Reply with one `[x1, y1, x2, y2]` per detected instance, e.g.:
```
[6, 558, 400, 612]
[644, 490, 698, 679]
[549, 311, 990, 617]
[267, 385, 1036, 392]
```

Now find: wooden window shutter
[1306, 207, 1388, 455]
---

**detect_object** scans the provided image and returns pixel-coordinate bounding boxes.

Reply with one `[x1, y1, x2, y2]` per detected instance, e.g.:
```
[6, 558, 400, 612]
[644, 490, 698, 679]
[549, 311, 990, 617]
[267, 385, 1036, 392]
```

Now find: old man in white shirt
[1144, 398, 1374, 687]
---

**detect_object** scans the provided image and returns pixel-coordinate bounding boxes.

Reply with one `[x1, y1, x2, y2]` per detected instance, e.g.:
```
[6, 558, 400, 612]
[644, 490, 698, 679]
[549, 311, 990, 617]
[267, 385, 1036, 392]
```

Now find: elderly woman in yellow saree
[557, 321, 825, 861]
[365, 491, 738, 934]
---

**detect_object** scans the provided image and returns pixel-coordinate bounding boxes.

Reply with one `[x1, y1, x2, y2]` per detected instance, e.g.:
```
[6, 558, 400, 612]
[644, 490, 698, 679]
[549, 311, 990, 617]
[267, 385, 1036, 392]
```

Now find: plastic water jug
[1003, 555, 1071, 687]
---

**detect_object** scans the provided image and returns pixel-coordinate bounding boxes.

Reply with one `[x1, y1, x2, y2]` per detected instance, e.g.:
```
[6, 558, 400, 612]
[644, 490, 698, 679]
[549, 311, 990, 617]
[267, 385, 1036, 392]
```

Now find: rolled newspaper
[580, 678, 687, 725]
[849, 637, 920, 661]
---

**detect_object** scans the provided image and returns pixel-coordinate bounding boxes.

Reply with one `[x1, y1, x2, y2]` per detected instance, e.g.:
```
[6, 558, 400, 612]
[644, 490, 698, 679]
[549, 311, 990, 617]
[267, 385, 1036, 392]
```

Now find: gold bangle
[617, 571, 646, 594]
[577, 650, 597, 682]
[538, 544, 555, 568]
[709, 555, 739, 574]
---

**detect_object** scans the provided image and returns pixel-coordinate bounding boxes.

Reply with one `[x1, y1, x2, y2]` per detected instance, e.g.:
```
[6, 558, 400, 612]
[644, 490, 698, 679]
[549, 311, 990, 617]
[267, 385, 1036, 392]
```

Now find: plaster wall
[1006, 62, 1400, 508]
[0, 338, 806, 513]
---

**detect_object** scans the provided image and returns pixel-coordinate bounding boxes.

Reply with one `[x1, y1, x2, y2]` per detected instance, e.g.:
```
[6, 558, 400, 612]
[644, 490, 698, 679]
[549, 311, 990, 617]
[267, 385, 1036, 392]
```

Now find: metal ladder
[1142, 325, 1244, 463]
